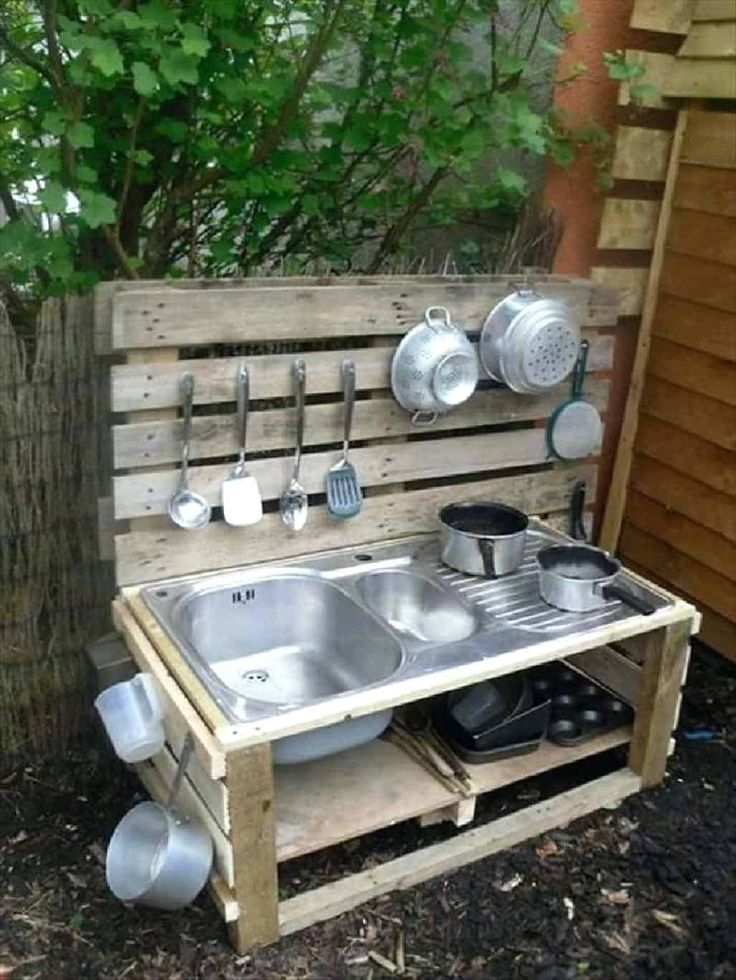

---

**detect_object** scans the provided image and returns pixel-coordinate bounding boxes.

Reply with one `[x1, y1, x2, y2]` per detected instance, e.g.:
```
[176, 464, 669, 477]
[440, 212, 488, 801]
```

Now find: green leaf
[41, 110, 66, 136]
[39, 181, 67, 213]
[66, 121, 95, 149]
[133, 149, 154, 166]
[180, 23, 211, 58]
[78, 189, 116, 228]
[87, 37, 124, 77]
[132, 61, 158, 97]
[159, 48, 200, 86]
[138, 0, 179, 31]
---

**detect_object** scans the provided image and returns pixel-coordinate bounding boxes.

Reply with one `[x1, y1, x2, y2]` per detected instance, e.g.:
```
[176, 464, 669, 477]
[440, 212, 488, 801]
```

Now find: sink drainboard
[433, 533, 625, 634]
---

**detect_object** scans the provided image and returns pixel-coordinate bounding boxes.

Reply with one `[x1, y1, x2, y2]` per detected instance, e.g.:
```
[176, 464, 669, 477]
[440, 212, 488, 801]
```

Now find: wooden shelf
[274, 727, 632, 862]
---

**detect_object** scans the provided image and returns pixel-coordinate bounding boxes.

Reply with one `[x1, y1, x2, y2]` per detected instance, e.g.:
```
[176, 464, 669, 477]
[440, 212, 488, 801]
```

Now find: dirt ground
[1, 648, 735, 980]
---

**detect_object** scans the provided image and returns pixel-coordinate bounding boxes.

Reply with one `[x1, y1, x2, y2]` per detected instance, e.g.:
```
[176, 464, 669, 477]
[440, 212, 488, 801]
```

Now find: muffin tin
[533, 664, 634, 746]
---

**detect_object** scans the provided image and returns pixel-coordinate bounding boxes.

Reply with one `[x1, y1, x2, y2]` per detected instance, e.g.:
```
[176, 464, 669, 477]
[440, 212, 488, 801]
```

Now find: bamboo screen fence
[0, 296, 113, 760]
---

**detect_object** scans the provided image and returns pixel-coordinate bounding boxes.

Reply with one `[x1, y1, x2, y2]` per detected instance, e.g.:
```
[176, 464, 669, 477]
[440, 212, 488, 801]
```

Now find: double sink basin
[142, 529, 668, 731]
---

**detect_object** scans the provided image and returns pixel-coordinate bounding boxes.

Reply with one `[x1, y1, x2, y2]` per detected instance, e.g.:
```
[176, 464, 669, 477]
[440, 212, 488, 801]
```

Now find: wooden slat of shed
[674, 165, 736, 216]
[114, 428, 563, 520]
[112, 380, 610, 471]
[651, 294, 736, 361]
[630, 0, 692, 34]
[626, 490, 736, 582]
[680, 110, 736, 169]
[611, 127, 673, 181]
[110, 279, 618, 351]
[639, 376, 736, 449]
[629, 455, 736, 542]
[618, 52, 674, 107]
[114, 464, 596, 587]
[659, 252, 736, 312]
[692, 0, 736, 20]
[646, 337, 736, 404]
[678, 20, 736, 56]
[635, 415, 736, 495]
[597, 200, 660, 250]
[667, 57, 736, 98]
[668, 210, 736, 266]
[111, 332, 613, 414]
[590, 268, 648, 317]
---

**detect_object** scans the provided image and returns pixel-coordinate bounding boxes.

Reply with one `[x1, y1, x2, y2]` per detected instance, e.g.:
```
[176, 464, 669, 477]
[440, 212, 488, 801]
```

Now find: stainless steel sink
[174, 573, 402, 708]
[355, 569, 478, 643]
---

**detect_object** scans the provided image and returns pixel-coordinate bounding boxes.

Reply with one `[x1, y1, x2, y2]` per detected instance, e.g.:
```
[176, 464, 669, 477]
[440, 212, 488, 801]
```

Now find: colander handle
[411, 410, 438, 426]
[424, 306, 454, 334]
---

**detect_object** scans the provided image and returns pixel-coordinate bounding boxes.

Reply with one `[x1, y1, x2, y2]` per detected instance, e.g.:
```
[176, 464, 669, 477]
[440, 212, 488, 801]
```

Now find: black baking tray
[533, 663, 634, 746]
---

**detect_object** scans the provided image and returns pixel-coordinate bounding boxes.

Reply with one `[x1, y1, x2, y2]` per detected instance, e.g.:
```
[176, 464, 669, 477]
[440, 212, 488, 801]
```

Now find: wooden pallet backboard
[101, 275, 619, 587]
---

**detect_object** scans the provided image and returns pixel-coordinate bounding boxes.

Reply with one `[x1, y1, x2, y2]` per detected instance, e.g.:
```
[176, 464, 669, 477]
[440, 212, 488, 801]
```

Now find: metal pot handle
[411, 410, 438, 426]
[601, 583, 656, 616]
[479, 538, 495, 578]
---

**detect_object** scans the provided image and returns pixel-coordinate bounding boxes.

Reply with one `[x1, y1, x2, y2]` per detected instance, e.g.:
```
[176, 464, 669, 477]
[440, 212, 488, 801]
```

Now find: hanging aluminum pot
[479, 289, 581, 394]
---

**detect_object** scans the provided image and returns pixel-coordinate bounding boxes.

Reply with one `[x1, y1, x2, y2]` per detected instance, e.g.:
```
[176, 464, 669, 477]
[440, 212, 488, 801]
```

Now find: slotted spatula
[326, 360, 362, 519]
[222, 361, 263, 526]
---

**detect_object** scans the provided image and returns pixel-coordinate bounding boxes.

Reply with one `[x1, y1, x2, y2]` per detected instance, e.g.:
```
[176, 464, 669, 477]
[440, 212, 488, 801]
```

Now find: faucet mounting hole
[243, 670, 269, 683]
[354, 553, 373, 562]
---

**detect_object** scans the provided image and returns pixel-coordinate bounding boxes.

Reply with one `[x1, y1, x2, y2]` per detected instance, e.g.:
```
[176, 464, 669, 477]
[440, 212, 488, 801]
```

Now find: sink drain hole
[243, 670, 269, 683]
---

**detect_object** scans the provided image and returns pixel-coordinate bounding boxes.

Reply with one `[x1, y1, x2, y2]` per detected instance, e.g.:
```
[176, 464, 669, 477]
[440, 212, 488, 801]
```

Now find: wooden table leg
[226, 742, 280, 952]
[628, 620, 692, 787]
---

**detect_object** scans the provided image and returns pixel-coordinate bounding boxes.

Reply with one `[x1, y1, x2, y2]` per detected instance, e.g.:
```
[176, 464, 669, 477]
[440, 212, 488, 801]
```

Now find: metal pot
[439, 502, 529, 578]
[536, 544, 656, 615]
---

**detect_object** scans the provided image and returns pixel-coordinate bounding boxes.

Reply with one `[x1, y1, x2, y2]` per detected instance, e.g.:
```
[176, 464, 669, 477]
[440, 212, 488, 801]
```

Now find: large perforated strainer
[479, 290, 580, 394]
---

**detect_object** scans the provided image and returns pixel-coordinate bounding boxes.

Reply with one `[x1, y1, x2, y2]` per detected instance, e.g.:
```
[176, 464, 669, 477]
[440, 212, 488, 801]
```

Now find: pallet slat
[678, 20, 736, 56]
[597, 199, 660, 250]
[630, 0, 692, 33]
[590, 267, 649, 317]
[611, 127, 673, 181]
[667, 57, 736, 98]
[111, 279, 617, 351]
[692, 1, 736, 20]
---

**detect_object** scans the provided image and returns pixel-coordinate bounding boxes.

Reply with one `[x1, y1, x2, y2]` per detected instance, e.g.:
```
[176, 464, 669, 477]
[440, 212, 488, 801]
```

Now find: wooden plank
[567, 648, 642, 705]
[591, 267, 649, 317]
[618, 52, 675, 108]
[114, 465, 596, 586]
[111, 333, 614, 414]
[626, 489, 736, 579]
[692, 0, 736, 20]
[699, 606, 736, 661]
[209, 873, 239, 924]
[226, 742, 280, 952]
[620, 523, 736, 620]
[110, 279, 618, 351]
[112, 380, 610, 471]
[597, 199, 661, 250]
[599, 112, 688, 551]
[111, 598, 226, 778]
[660, 251, 736, 312]
[628, 622, 692, 786]
[630, 454, 736, 542]
[611, 127, 673, 181]
[652, 294, 736, 360]
[114, 427, 573, 520]
[646, 337, 736, 404]
[674, 165, 736, 217]
[667, 57, 736, 98]
[639, 375, 736, 448]
[278, 770, 642, 937]
[668, 210, 736, 266]
[636, 415, 736, 495]
[678, 20, 736, 56]
[630, 0, 692, 33]
[680, 110, 736, 169]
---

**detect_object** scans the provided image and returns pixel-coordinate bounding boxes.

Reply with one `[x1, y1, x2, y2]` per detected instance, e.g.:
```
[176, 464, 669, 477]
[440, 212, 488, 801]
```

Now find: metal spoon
[280, 359, 308, 531]
[168, 373, 211, 529]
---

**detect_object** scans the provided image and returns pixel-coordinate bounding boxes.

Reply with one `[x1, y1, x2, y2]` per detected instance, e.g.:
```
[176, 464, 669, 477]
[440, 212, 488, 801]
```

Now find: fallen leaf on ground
[564, 897, 575, 921]
[496, 873, 523, 893]
[8, 831, 28, 846]
[652, 910, 687, 938]
[536, 838, 559, 860]
[601, 888, 630, 906]
[604, 931, 631, 955]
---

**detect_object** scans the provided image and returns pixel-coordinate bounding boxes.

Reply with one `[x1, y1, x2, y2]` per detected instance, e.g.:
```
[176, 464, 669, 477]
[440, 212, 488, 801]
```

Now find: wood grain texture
[629, 455, 736, 542]
[692, 0, 736, 20]
[680, 110, 736, 169]
[114, 466, 596, 586]
[590, 267, 649, 317]
[674, 165, 736, 217]
[611, 127, 673, 181]
[652, 294, 736, 360]
[639, 375, 736, 449]
[659, 251, 736, 311]
[226, 743, 280, 951]
[628, 622, 692, 787]
[620, 523, 736, 621]
[646, 337, 736, 404]
[626, 489, 736, 580]
[597, 199, 661, 250]
[678, 20, 736, 56]
[111, 332, 613, 413]
[618, 51, 674, 107]
[110, 278, 617, 351]
[630, 0, 692, 33]
[667, 57, 736, 98]
[635, 415, 736, 495]
[668, 210, 736, 266]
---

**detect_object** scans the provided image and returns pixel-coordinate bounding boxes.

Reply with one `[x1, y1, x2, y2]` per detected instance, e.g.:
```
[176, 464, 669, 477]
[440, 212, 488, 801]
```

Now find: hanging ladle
[168, 373, 211, 529]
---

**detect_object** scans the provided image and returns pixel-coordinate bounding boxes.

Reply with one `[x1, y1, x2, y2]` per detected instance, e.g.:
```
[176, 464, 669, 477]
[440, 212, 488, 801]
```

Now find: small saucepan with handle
[439, 501, 529, 578]
[536, 543, 656, 616]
